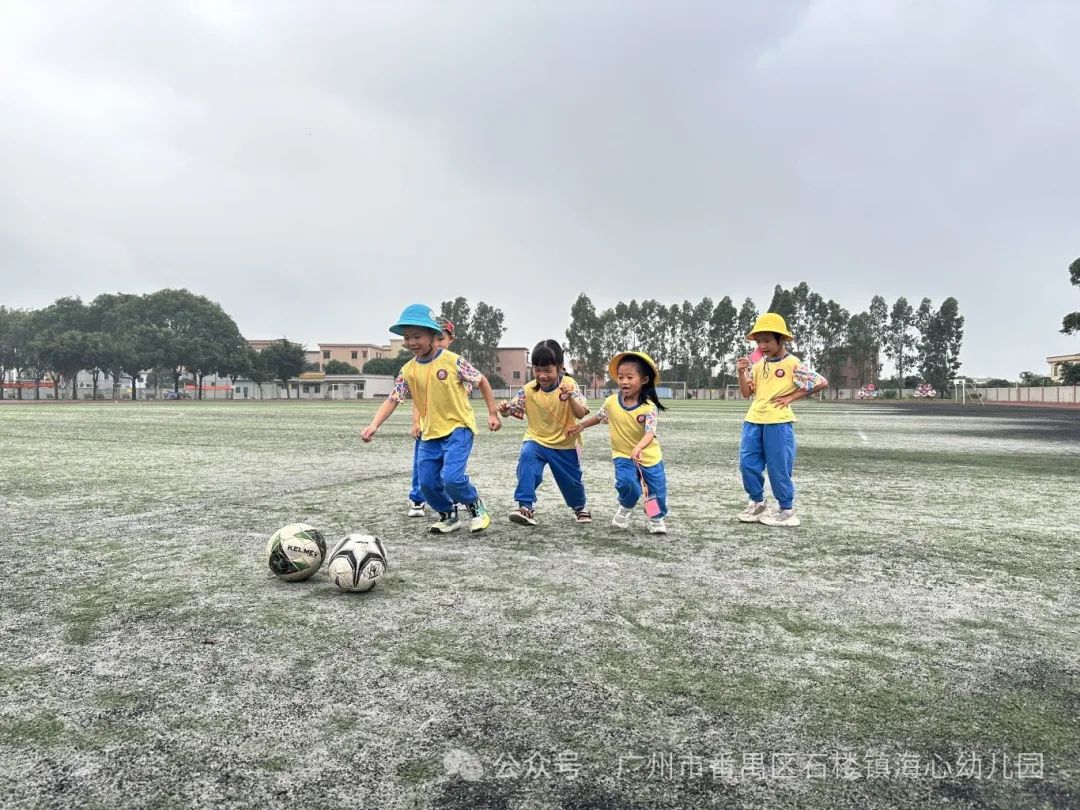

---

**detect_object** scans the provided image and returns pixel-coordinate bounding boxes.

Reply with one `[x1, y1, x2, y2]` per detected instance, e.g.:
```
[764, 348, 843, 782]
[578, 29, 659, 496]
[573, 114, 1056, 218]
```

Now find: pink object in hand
[643, 495, 662, 518]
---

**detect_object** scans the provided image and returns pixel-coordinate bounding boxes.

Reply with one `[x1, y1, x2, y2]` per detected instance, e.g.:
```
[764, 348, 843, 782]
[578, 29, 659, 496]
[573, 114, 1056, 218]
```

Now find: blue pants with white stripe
[417, 428, 479, 514]
[613, 458, 668, 517]
[513, 440, 586, 511]
[740, 421, 797, 510]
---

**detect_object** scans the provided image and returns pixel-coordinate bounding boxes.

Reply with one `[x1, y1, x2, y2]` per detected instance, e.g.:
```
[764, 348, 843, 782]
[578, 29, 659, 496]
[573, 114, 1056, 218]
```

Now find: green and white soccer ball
[266, 523, 327, 582]
[327, 534, 388, 593]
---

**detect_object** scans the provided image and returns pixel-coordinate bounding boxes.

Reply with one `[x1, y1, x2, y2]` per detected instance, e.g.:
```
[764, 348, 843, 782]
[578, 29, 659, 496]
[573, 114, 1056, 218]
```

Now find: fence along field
[1, 399, 1077, 808]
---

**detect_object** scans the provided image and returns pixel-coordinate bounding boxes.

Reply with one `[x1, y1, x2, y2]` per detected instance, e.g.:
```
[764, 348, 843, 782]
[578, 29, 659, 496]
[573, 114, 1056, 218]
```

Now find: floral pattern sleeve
[567, 383, 589, 410]
[506, 388, 527, 419]
[388, 374, 411, 404]
[596, 403, 609, 424]
[793, 363, 826, 392]
[643, 409, 658, 434]
[456, 357, 483, 392]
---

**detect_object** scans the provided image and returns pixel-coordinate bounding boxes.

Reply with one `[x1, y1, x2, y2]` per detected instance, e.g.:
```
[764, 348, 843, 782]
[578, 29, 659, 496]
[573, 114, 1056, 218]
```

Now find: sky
[2, 0, 1078, 378]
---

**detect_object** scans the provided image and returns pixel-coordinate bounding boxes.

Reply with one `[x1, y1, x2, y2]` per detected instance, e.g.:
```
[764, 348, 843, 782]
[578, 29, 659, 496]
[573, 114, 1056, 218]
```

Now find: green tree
[736, 298, 759, 358]
[1062, 257, 1080, 334]
[245, 347, 272, 398]
[262, 339, 306, 398]
[868, 295, 889, 385]
[708, 296, 738, 385]
[324, 359, 360, 375]
[918, 298, 965, 391]
[1061, 363, 1080, 385]
[469, 301, 506, 376]
[0, 307, 31, 399]
[363, 349, 412, 377]
[884, 297, 916, 398]
[440, 297, 473, 358]
[846, 312, 876, 387]
[566, 293, 604, 386]
[31, 297, 93, 398]
[1019, 371, 1052, 387]
[767, 285, 796, 324]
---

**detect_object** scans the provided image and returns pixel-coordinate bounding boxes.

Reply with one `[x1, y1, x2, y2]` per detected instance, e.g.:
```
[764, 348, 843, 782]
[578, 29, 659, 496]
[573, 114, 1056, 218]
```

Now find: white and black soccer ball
[266, 523, 327, 582]
[326, 534, 388, 593]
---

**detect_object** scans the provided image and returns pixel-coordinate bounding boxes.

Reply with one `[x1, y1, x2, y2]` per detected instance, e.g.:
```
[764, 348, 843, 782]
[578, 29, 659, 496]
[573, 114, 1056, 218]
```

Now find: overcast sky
[3, 0, 1078, 377]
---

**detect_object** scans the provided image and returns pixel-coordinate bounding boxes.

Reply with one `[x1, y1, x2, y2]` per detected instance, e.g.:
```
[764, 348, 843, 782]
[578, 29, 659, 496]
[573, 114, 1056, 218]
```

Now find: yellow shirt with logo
[745, 353, 811, 425]
[522, 375, 583, 450]
[401, 349, 478, 440]
[600, 394, 662, 466]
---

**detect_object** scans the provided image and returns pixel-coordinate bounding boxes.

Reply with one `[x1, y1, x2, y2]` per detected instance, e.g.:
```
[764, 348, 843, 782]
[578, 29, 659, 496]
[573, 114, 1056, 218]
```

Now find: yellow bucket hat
[608, 351, 661, 384]
[746, 313, 794, 341]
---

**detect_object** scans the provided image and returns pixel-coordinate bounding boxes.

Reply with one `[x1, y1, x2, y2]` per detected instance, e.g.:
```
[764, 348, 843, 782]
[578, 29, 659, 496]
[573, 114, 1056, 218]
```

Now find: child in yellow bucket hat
[567, 351, 670, 534]
[735, 313, 829, 527]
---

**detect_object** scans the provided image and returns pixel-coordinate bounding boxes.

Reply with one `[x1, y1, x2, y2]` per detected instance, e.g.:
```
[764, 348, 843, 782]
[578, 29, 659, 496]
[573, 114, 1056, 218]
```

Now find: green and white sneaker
[737, 500, 768, 522]
[467, 499, 491, 532]
[759, 508, 801, 527]
[429, 508, 462, 534]
[611, 505, 632, 528]
[648, 517, 668, 535]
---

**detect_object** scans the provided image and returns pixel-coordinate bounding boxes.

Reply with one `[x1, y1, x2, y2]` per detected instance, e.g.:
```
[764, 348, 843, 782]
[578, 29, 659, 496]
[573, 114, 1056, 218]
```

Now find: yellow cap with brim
[608, 351, 661, 384]
[746, 313, 794, 341]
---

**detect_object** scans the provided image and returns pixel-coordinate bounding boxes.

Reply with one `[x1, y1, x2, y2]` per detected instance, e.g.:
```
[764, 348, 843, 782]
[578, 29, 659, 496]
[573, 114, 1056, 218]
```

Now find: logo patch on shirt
[436, 369, 448, 381]
[636, 414, 646, 424]
[775, 369, 786, 378]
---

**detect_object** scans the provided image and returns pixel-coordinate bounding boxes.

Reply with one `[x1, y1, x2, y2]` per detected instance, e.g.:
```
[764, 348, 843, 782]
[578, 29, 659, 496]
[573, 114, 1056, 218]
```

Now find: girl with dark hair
[567, 351, 669, 534]
[497, 339, 592, 526]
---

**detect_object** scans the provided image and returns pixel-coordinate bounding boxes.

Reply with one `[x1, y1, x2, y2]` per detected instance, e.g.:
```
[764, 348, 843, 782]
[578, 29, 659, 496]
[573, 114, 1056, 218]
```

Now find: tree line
[0, 290, 311, 400]
[565, 283, 965, 393]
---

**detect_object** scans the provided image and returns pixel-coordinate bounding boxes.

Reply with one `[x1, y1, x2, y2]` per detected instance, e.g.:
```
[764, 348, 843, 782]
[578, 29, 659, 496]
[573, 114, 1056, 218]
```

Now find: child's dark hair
[531, 339, 564, 369]
[617, 356, 667, 411]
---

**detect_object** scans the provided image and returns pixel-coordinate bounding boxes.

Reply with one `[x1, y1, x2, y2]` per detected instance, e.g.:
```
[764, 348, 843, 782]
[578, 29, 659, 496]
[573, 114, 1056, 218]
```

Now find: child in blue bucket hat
[361, 304, 502, 533]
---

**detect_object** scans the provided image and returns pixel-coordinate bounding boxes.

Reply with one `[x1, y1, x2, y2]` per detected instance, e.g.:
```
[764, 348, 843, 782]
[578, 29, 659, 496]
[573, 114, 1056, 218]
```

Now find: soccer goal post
[656, 381, 687, 399]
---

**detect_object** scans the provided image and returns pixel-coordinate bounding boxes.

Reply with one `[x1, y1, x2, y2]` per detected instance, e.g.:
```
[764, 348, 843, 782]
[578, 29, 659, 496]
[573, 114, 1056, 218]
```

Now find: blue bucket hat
[389, 303, 442, 336]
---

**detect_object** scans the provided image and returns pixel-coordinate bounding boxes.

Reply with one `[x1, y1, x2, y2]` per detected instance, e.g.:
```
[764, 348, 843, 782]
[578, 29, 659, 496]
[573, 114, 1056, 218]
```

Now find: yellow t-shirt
[523, 375, 582, 450]
[745, 353, 804, 425]
[402, 349, 478, 440]
[601, 394, 662, 466]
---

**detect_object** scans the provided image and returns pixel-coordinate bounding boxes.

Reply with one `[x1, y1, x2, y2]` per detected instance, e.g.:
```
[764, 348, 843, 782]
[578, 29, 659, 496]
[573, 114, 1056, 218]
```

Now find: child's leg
[612, 457, 642, 509]
[739, 422, 767, 502]
[546, 446, 587, 511]
[409, 437, 423, 504]
[639, 460, 668, 517]
[763, 423, 797, 510]
[440, 427, 480, 506]
[513, 440, 547, 508]
[417, 436, 453, 513]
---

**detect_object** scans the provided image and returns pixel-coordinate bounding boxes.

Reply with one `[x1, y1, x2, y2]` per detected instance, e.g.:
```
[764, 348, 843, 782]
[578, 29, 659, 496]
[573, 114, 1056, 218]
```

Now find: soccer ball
[327, 534, 388, 593]
[266, 523, 327, 582]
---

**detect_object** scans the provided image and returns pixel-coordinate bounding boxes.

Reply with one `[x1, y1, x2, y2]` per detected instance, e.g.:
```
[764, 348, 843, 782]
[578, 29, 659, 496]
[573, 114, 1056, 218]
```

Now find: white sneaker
[759, 508, 801, 527]
[611, 505, 632, 528]
[737, 500, 768, 523]
[407, 501, 426, 517]
[648, 517, 667, 534]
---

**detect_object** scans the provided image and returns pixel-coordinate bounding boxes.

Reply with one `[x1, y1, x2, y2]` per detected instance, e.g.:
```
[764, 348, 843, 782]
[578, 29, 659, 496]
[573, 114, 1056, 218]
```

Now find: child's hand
[566, 424, 582, 438]
[771, 394, 795, 408]
[409, 423, 422, 439]
[360, 425, 377, 443]
[497, 400, 511, 416]
[631, 447, 644, 462]
[736, 357, 751, 371]
[488, 414, 502, 432]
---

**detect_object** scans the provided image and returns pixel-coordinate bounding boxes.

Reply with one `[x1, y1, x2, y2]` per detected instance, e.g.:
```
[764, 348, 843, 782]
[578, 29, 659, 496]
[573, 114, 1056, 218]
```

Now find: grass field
[1, 399, 1077, 809]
